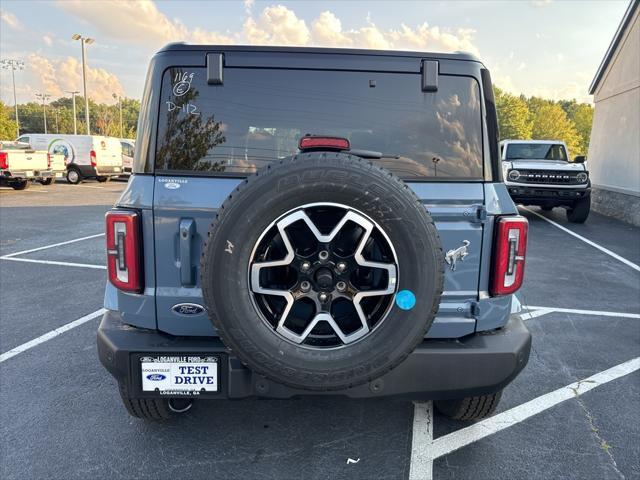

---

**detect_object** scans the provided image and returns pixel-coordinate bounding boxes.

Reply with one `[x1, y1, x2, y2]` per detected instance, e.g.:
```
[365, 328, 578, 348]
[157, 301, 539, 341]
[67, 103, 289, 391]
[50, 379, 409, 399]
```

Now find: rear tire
[566, 197, 590, 223]
[435, 391, 503, 421]
[11, 180, 30, 190]
[66, 167, 82, 185]
[39, 178, 54, 186]
[118, 383, 193, 420]
[96, 176, 110, 183]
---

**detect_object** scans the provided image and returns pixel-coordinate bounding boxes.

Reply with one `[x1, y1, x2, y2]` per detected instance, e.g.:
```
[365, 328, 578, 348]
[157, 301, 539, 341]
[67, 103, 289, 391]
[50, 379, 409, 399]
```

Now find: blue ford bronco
[98, 45, 531, 420]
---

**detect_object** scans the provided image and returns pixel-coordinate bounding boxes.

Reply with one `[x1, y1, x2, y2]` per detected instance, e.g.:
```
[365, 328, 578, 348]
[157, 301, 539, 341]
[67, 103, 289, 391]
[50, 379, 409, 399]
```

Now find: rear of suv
[98, 45, 531, 421]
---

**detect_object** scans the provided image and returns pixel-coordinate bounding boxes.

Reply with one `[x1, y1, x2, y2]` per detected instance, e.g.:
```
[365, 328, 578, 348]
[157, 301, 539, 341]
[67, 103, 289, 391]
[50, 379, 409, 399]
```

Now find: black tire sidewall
[66, 167, 81, 184]
[201, 153, 443, 390]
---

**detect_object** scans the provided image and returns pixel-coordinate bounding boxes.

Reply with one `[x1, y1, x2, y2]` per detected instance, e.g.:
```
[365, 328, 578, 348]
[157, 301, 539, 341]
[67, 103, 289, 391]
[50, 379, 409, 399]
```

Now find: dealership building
[588, 0, 640, 225]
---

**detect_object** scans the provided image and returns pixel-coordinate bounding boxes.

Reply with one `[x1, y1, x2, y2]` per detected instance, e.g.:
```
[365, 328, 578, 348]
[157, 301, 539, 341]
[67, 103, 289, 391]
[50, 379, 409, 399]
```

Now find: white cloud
[0, 9, 21, 30]
[58, 0, 233, 48]
[42, 35, 53, 47]
[59, 1, 480, 55]
[556, 53, 564, 62]
[517, 62, 526, 71]
[24, 53, 125, 104]
[244, 5, 311, 45]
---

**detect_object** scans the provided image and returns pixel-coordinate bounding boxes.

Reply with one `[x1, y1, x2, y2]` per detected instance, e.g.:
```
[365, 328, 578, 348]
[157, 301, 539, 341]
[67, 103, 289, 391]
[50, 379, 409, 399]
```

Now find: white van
[16, 134, 123, 184]
[119, 139, 135, 173]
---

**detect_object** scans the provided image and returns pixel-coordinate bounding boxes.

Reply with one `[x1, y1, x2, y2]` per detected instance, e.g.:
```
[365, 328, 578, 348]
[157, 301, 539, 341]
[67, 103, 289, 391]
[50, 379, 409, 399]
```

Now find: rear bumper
[507, 184, 590, 206]
[98, 310, 532, 401]
[95, 165, 123, 175]
[1, 169, 53, 179]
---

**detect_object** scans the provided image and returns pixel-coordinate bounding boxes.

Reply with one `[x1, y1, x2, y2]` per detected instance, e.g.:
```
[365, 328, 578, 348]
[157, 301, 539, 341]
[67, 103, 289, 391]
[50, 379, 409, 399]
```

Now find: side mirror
[573, 155, 586, 164]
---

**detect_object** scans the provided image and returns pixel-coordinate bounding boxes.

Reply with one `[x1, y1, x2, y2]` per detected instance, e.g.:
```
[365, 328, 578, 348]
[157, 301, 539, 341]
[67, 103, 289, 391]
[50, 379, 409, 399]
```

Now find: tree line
[1, 88, 593, 157]
[494, 87, 593, 157]
[0, 96, 140, 139]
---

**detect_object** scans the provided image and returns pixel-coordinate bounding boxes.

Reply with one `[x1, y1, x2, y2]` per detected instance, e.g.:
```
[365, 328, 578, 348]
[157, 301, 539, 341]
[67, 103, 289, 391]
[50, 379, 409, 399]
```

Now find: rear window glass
[505, 143, 568, 161]
[155, 67, 483, 179]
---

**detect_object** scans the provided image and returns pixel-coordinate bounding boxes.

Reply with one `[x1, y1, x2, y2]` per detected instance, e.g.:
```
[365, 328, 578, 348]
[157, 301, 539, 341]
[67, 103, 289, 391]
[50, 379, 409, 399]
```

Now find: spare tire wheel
[201, 152, 444, 391]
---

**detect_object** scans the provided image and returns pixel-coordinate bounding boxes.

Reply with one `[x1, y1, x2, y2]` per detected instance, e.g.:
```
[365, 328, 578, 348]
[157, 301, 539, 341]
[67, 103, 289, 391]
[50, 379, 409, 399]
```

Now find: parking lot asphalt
[1, 180, 638, 480]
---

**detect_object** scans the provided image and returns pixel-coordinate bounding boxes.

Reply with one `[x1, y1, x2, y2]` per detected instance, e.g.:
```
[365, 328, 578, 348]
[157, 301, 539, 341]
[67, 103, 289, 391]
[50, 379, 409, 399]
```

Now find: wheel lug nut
[337, 262, 347, 272]
[319, 292, 328, 303]
[336, 281, 346, 292]
[300, 261, 311, 272]
[300, 281, 311, 292]
[318, 250, 329, 261]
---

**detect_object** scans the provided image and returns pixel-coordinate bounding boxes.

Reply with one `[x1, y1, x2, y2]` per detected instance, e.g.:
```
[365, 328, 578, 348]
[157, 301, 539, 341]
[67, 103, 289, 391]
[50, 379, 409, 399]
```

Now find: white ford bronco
[500, 139, 591, 222]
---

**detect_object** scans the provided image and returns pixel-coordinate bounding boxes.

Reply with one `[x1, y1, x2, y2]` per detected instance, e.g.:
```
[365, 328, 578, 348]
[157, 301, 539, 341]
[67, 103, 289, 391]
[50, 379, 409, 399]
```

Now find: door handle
[179, 218, 196, 286]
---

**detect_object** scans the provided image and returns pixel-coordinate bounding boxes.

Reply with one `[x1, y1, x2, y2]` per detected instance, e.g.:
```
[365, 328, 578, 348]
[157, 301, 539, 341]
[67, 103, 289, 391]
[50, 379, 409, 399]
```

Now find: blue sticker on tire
[395, 290, 416, 310]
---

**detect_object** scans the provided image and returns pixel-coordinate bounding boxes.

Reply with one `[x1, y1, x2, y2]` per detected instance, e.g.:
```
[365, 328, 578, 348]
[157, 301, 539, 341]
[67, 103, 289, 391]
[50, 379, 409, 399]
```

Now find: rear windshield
[505, 143, 568, 161]
[155, 67, 483, 179]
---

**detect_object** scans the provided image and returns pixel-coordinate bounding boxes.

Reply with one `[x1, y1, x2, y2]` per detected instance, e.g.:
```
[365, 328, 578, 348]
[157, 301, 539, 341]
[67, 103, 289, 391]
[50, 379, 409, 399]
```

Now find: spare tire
[201, 152, 443, 391]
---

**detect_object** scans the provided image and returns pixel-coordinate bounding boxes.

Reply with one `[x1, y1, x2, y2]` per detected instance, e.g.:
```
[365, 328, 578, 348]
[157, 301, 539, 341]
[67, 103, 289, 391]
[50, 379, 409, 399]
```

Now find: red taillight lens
[90, 150, 97, 167]
[47, 153, 51, 168]
[0, 152, 8, 170]
[105, 210, 143, 293]
[490, 216, 528, 296]
[299, 136, 350, 151]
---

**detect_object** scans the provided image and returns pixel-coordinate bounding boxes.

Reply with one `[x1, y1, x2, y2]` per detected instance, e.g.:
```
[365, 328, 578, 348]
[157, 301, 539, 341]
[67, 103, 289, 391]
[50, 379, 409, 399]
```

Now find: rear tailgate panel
[152, 176, 485, 338]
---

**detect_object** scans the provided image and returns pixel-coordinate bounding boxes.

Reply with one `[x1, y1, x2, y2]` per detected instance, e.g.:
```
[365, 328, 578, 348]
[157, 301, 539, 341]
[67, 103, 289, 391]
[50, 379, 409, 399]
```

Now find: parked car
[120, 139, 135, 173]
[0, 140, 53, 190]
[500, 139, 591, 223]
[98, 45, 532, 421]
[15, 134, 123, 184]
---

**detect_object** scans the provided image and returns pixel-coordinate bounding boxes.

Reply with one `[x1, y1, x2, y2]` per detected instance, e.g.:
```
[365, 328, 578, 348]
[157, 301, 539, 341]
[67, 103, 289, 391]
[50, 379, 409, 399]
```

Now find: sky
[0, 0, 631, 105]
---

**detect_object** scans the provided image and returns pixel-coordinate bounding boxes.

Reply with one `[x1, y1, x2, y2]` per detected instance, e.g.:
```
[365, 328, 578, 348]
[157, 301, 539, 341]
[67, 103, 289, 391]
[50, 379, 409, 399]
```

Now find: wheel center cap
[314, 267, 334, 289]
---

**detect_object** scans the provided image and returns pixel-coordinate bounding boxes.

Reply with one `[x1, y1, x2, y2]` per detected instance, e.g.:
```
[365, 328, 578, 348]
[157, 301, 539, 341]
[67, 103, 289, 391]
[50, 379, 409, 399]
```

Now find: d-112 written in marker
[166, 101, 200, 115]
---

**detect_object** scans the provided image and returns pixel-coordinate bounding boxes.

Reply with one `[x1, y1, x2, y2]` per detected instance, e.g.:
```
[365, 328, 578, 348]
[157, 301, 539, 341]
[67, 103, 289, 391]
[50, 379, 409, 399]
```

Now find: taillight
[490, 216, 528, 296]
[90, 150, 97, 167]
[0, 152, 8, 170]
[47, 153, 51, 168]
[299, 136, 350, 151]
[105, 210, 143, 293]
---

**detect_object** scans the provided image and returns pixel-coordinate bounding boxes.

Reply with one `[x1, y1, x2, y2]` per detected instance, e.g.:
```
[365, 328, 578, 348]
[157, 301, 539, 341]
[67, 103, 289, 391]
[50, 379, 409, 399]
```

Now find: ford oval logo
[164, 182, 181, 190]
[146, 374, 166, 381]
[172, 303, 205, 316]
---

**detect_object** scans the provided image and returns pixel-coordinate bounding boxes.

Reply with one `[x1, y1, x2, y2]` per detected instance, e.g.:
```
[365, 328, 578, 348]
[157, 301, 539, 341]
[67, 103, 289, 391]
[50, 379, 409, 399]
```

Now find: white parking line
[521, 206, 640, 272]
[428, 356, 640, 460]
[0, 257, 106, 270]
[526, 306, 640, 319]
[0, 233, 104, 258]
[409, 402, 433, 480]
[521, 307, 554, 320]
[0, 308, 106, 363]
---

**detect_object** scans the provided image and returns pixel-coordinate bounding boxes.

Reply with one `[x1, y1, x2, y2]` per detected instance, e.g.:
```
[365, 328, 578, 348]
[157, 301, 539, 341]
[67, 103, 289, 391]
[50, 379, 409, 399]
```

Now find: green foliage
[494, 89, 593, 158]
[15, 96, 140, 139]
[0, 102, 18, 139]
[494, 87, 533, 140]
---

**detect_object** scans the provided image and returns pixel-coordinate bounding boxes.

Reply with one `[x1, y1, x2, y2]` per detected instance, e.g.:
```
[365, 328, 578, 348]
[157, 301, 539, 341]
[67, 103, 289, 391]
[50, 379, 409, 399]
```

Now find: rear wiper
[349, 149, 400, 159]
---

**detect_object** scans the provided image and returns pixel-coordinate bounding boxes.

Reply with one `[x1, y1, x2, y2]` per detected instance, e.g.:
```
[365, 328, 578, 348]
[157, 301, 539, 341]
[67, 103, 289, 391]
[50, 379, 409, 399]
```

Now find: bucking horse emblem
[445, 240, 470, 271]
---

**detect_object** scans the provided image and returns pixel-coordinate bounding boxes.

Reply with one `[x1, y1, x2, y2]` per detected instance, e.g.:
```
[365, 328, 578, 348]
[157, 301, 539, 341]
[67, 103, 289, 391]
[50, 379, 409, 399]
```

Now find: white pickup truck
[500, 140, 591, 223]
[0, 141, 53, 190]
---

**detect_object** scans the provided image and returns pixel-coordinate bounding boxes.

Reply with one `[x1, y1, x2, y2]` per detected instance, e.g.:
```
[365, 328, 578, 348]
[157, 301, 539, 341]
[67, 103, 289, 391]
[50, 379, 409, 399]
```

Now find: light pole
[72, 34, 94, 135]
[1, 59, 25, 138]
[35, 93, 51, 134]
[66, 90, 80, 134]
[112, 93, 123, 138]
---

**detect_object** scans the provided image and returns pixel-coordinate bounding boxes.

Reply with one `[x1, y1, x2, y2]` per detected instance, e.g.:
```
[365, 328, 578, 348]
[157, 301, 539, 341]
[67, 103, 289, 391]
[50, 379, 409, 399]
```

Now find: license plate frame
[136, 354, 222, 398]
